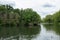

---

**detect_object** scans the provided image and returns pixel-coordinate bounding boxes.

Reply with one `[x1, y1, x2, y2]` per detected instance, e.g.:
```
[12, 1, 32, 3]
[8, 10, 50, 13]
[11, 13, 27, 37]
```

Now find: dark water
[0, 24, 60, 40]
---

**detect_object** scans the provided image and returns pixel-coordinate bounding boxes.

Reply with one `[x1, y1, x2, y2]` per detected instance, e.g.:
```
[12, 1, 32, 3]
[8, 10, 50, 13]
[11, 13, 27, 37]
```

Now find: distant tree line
[0, 5, 41, 26]
[43, 10, 60, 23]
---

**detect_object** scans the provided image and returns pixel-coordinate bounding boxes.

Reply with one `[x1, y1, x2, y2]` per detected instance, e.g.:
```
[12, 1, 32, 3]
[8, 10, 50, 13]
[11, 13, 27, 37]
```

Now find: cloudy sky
[0, 0, 60, 18]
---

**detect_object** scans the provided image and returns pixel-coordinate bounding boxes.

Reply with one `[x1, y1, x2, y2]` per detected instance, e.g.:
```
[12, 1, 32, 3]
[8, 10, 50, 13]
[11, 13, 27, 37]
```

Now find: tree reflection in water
[43, 23, 60, 35]
[0, 25, 41, 40]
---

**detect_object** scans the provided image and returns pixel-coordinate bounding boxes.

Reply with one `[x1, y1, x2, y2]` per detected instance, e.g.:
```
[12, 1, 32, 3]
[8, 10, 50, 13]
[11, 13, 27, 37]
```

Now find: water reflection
[0, 25, 41, 40]
[53, 24, 60, 35]
[43, 23, 60, 35]
[43, 24, 54, 31]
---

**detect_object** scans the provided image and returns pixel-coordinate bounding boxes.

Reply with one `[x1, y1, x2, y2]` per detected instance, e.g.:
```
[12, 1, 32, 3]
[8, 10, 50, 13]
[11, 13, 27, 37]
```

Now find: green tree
[53, 10, 60, 23]
[43, 15, 53, 23]
[0, 5, 41, 26]
[21, 8, 41, 25]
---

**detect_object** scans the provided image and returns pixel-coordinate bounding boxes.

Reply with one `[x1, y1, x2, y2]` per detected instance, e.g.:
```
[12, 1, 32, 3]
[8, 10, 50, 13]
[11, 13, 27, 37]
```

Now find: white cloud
[0, 0, 60, 18]
[0, 0, 15, 6]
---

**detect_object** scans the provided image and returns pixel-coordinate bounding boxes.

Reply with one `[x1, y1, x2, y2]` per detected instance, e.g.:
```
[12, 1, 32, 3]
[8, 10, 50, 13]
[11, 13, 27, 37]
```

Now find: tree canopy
[0, 5, 41, 26]
[43, 10, 60, 23]
[53, 10, 60, 23]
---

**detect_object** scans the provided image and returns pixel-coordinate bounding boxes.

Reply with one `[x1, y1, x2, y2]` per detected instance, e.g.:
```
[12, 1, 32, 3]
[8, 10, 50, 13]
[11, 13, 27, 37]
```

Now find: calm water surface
[0, 24, 60, 40]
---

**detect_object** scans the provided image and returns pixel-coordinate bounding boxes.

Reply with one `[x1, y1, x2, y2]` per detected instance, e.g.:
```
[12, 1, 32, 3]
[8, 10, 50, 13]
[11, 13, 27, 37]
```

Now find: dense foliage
[43, 15, 53, 23]
[0, 5, 41, 26]
[43, 10, 60, 23]
[53, 11, 60, 23]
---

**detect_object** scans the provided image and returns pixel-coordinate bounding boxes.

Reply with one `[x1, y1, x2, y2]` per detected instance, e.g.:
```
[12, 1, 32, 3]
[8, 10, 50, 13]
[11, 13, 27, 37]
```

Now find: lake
[0, 24, 60, 40]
